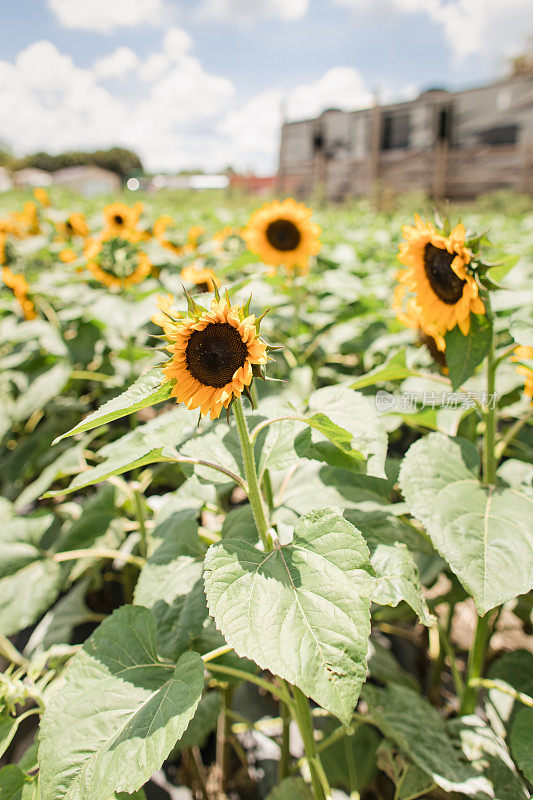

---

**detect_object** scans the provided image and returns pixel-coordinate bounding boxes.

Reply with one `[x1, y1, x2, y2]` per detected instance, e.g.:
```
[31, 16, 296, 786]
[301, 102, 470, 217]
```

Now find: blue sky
[0, 0, 530, 172]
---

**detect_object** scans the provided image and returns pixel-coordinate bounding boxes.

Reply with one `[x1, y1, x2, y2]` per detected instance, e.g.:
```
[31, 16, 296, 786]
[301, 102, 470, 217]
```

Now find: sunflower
[103, 202, 143, 237]
[396, 216, 485, 338]
[57, 212, 89, 240]
[59, 248, 78, 263]
[243, 198, 321, 272]
[512, 346, 533, 399]
[33, 187, 51, 207]
[2, 267, 36, 320]
[154, 292, 269, 420]
[393, 283, 446, 353]
[187, 225, 206, 249]
[153, 215, 187, 256]
[212, 226, 244, 255]
[181, 264, 220, 293]
[84, 234, 151, 290]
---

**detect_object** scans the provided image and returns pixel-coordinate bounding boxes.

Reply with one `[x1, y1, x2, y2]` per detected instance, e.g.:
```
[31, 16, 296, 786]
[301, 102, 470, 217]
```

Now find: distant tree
[89, 148, 143, 179]
[13, 147, 143, 179]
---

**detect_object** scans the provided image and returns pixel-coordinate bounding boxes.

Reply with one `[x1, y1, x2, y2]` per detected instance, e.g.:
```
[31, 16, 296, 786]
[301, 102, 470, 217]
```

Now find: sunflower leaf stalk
[461, 289, 498, 716]
[232, 396, 271, 552]
[231, 398, 332, 800]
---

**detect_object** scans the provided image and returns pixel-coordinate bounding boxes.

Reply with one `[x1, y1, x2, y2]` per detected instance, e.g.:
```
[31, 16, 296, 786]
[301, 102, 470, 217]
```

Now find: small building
[278, 72, 533, 200]
[52, 165, 121, 196]
[228, 173, 277, 195]
[150, 173, 229, 191]
[13, 168, 53, 188]
[0, 167, 13, 192]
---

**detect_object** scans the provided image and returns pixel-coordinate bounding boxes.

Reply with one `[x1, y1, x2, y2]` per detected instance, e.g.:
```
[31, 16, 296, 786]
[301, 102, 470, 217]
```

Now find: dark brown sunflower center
[113, 214, 124, 226]
[423, 243, 465, 304]
[265, 219, 301, 251]
[185, 322, 248, 388]
[65, 220, 73, 232]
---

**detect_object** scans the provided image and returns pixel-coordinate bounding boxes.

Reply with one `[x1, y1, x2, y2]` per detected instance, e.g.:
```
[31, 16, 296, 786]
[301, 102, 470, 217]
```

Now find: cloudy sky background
[0, 0, 531, 174]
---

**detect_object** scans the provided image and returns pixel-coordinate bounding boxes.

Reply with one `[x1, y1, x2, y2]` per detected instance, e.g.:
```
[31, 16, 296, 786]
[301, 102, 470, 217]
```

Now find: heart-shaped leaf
[204, 507, 374, 724]
[400, 433, 533, 614]
[39, 606, 203, 800]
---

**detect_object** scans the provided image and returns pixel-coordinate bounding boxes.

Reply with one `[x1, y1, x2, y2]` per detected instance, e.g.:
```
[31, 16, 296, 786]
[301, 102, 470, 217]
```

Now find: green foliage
[38, 606, 203, 800]
[205, 507, 374, 724]
[14, 147, 142, 179]
[0, 191, 531, 800]
[444, 312, 492, 390]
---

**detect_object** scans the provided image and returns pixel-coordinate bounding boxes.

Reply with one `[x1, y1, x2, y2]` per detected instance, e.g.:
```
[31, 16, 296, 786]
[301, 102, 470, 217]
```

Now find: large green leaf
[307, 386, 388, 477]
[320, 721, 379, 793]
[399, 432, 532, 614]
[371, 543, 434, 626]
[204, 507, 374, 724]
[351, 350, 414, 390]
[509, 307, 533, 347]
[0, 766, 31, 800]
[398, 432, 479, 529]
[170, 692, 220, 755]
[486, 650, 533, 737]
[447, 716, 529, 800]
[134, 507, 207, 659]
[265, 778, 312, 800]
[431, 479, 533, 614]
[364, 684, 492, 796]
[44, 407, 196, 498]
[25, 579, 93, 656]
[0, 515, 62, 636]
[13, 362, 71, 423]
[39, 606, 203, 800]
[52, 369, 173, 444]
[444, 313, 492, 390]
[510, 708, 533, 783]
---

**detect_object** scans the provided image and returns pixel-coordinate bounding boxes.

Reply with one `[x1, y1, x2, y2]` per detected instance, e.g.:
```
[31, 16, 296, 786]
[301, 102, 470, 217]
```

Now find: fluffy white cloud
[331, 0, 530, 61]
[432, 0, 532, 60]
[217, 66, 371, 173]
[138, 27, 192, 82]
[94, 47, 139, 79]
[197, 0, 308, 24]
[288, 66, 372, 119]
[0, 42, 125, 153]
[47, 0, 167, 33]
[0, 36, 372, 175]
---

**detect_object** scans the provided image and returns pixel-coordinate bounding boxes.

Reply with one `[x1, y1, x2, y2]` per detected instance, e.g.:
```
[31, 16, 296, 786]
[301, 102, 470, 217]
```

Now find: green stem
[461, 611, 493, 715]
[250, 382, 275, 512]
[205, 662, 291, 704]
[133, 488, 148, 559]
[482, 292, 497, 486]
[279, 692, 291, 781]
[291, 686, 331, 800]
[53, 548, 144, 568]
[438, 620, 465, 702]
[232, 396, 270, 550]
[495, 406, 533, 463]
[232, 396, 331, 798]
[461, 293, 498, 715]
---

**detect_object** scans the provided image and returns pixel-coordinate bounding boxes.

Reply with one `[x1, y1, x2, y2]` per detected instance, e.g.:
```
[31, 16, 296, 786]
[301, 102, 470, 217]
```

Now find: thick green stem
[232, 396, 270, 550]
[482, 293, 497, 486]
[232, 396, 331, 798]
[462, 294, 498, 715]
[291, 686, 331, 800]
[133, 488, 148, 559]
[279, 692, 291, 781]
[461, 612, 493, 714]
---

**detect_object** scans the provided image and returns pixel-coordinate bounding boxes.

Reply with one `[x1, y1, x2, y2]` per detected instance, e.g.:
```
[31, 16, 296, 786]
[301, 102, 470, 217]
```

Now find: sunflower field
[0, 185, 532, 800]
